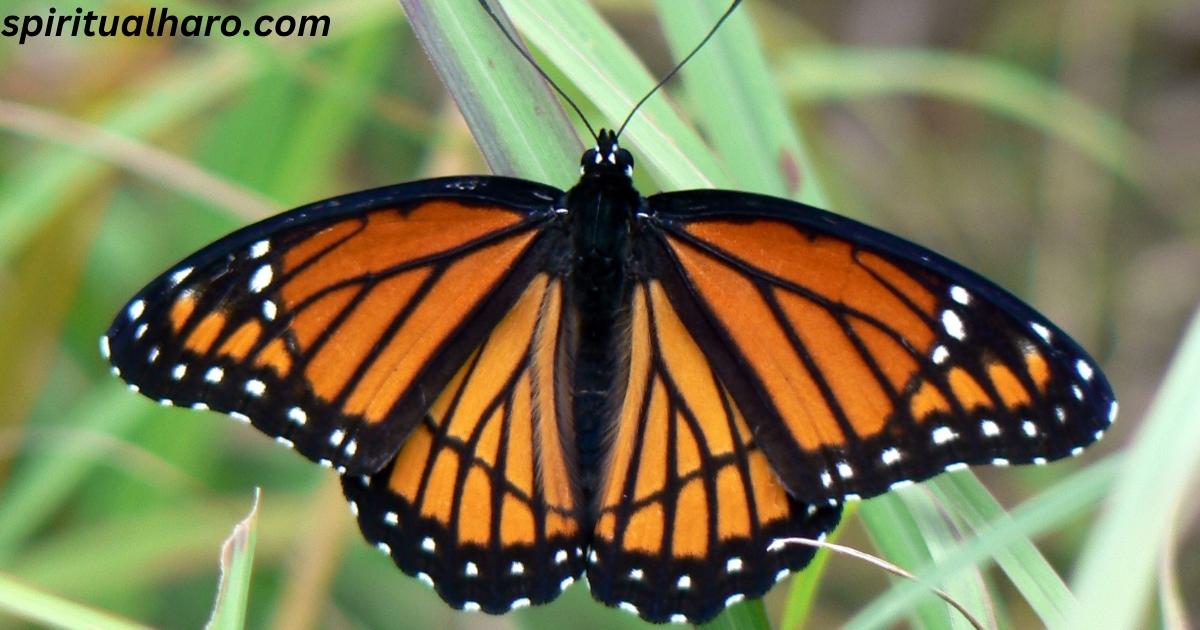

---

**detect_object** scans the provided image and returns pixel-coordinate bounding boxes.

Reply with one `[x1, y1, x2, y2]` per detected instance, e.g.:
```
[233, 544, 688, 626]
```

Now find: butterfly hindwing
[586, 280, 842, 625]
[341, 273, 587, 613]
[640, 189, 1116, 502]
[104, 177, 564, 475]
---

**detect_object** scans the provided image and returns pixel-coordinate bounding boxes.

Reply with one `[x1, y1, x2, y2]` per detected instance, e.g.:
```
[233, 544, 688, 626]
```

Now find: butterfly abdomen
[564, 175, 639, 502]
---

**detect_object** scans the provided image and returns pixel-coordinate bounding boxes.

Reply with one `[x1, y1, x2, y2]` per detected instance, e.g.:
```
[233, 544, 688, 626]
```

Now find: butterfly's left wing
[636, 189, 1116, 503]
[103, 177, 565, 475]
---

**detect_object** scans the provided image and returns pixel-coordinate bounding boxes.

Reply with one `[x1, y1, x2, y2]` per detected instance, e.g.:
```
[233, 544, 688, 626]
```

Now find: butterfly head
[581, 129, 634, 180]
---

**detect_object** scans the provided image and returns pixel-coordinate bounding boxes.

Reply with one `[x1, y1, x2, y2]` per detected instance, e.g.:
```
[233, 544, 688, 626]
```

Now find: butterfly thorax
[565, 130, 641, 504]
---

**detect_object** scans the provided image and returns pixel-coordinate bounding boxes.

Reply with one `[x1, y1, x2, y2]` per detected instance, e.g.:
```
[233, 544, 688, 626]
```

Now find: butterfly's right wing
[586, 280, 842, 625]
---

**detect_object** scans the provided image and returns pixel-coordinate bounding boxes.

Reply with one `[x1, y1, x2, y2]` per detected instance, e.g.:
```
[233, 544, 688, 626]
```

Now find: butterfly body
[104, 128, 1113, 624]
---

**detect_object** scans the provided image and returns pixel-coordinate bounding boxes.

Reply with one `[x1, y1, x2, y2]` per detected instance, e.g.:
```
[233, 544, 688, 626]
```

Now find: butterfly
[101, 4, 1116, 627]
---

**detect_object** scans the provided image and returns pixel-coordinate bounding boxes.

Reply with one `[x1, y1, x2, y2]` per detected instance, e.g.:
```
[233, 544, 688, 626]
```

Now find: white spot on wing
[249, 264, 273, 293]
[250, 240, 270, 259]
[465, 561, 478, 577]
[820, 470, 833, 487]
[670, 614, 688, 624]
[287, 407, 307, 425]
[421, 537, 435, 553]
[555, 549, 568, 564]
[275, 437, 294, 449]
[992, 457, 1010, 466]
[560, 576, 574, 591]
[1031, 322, 1052, 342]
[1022, 420, 1038, 437]
[932, 345, 949, 364]
[230, 411, 250, 424]
[375, 542, 391, 555]
[171, 364, 187, 380]
[726, 556, 743, 573]
[676, 574, 691, 589]
[262, 300, 277, 321]
[384, 511, 398, 525]
[463, 601, 480, 612]
[890, 479, 915, 490]
[941, 309, 966, 340]
[726, 593, 746, 606]
[329, 429, 345, 446]
[344, 440, 358, 456]
[628, 568, 644, 581]
[881, 447, 902, 465]
[169, 266, 193, 286]
[1076, 359, 1094, 381]
[1108, 401, 1119, 423]
[836, 461, 854, 478]
[127, 299, 145, 321]
[417, 572, 433, 588]
[931, 426, 956, 445]
[510, 561, 524, 575]
[511, 597, 531, 610]
[244, 379, 266, 397]
[981, 419, 1001, 437]
[99, 336, 111, 359]
[618, 602, 638, 614]
[134, 323, 148, 340]
[147, 347, 160, 363]
[950, 285, 971, 305]
[944, 462, 968, 472]
[204, 366, 224, 383]
[775, 569, 791, 582]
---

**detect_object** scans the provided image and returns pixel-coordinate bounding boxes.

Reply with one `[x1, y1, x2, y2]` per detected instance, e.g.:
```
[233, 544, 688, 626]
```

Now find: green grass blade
[776, 47, 1146, 188]
[502, 0, 726, 190]
[0, 389, 149, 559]
[857, 492, 952, 630]
[846, 456, 1118, 629]
[698, 598, 771, 630]
[930, 474, 1078, 627]
[0, 572, 153, 630]
[399, 0, 579, 185]
[1070, 306, 1200, 629]
[656, 0, 828, 205]
[205, 489, 261, 630]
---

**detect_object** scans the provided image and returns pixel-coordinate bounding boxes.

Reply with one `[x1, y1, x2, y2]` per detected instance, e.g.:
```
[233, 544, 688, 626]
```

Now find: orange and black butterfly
[102, 7, 1115, 629]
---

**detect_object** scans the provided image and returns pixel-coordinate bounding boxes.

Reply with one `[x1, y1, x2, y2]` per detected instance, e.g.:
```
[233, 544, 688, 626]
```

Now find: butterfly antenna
[615, 0, 742, 138]
[477, 0, 598, 142]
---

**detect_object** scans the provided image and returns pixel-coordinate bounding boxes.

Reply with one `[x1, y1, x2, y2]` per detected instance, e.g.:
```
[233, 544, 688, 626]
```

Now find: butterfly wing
[341, 272, 587, 613]
[103, 177, 566, 475]
[637, 189, 1116, 503]
[586, 280, 842, 625]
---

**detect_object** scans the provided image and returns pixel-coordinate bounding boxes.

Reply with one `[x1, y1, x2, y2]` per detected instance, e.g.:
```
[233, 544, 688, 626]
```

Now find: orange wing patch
[341, 274, 585, 615]
[660, 212, 1112, 505]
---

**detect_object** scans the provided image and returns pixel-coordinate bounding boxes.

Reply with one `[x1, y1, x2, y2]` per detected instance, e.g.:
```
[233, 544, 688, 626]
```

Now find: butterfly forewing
[587, 280, 841, 624]
[104, 178, 564, 475]
[341, 273, 587, 613]
[641, 189, 1116, 503]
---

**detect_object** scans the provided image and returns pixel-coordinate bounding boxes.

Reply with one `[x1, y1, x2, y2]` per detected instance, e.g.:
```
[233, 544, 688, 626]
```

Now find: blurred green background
[0, 0, 1197, 628]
